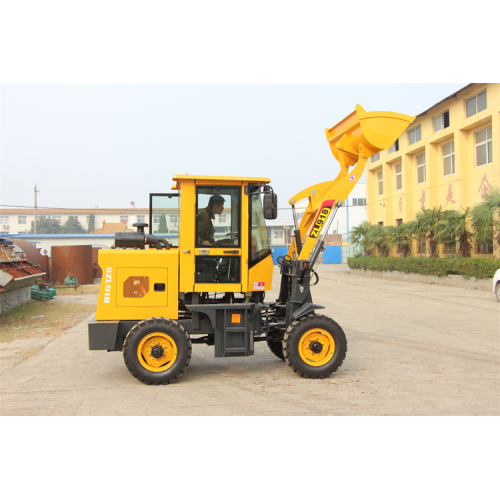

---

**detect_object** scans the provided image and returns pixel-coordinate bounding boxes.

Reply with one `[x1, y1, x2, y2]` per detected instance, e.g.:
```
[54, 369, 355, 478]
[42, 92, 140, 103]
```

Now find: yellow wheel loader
[88, 105, 415, 385]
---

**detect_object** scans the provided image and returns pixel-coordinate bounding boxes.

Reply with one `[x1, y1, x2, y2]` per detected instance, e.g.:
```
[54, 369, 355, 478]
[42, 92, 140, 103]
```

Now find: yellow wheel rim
[298, 328, 335, 366]
[137, 333, 177, 372]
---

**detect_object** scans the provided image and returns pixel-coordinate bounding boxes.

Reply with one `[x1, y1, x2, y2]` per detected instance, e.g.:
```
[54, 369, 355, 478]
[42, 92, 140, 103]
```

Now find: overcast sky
[0, 83, 466, 223]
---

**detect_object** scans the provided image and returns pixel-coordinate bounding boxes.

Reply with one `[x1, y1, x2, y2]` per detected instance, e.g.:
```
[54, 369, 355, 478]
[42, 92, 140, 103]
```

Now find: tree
[435, 209, 473, 258]
[87, 214, 95, 233]
[471, 185, 500, 257]
[387, 222, 414, 258]
[350, 221, 373, 256]
[414, 206, 445, 258]
[60, 216, 86, 234]
[368, 224, 391, 257]
[158, 214, 168, 234]
[29, 215, 61, 234]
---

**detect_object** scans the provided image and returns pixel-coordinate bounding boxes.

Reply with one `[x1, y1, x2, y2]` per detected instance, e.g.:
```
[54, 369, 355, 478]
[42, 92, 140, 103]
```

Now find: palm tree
[387, 222, 414, 257]
[350, 220, 373, 256]
[471, 185, 500, 256]
[366, 224, 391, 257]
[435, 209, 473, 258]
[414, 206, 445, 258]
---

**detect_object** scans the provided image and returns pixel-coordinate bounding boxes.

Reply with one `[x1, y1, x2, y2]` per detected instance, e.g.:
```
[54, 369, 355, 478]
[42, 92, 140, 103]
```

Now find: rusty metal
[8, 238, 45, 268]
[92, 247, 102, 278]
[51, 245, 94, 285]
[42, 252, 51, 282]
[1, 239, 46, 294]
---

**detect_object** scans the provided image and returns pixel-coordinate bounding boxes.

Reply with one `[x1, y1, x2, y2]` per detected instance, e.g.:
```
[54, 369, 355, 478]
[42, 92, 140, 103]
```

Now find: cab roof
[171, 174, 271, 190]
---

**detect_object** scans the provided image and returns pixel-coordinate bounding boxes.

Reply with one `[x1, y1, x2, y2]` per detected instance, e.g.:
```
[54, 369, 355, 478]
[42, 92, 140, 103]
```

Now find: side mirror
[263, 192, 278, 220]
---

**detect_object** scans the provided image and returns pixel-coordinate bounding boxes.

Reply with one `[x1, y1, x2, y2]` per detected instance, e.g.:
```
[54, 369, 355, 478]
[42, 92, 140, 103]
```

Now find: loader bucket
[325, 104, 415, 166]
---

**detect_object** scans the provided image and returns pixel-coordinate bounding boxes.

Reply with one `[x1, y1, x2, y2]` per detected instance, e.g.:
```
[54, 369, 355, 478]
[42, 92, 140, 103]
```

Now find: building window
[395, 163, 402, 190]
[477, 242, 493, 254]
[0, 215, 9, 225]
[444, 241, 456, 254]
[371, 152, 380, 162]
[218, 214, 226, 223]
[377, 222, 383, 226]
[466, 90, 487, 118]
[475, 126, 492, 167]
[274, 230, 283, 238]
[443, 142, 455, 176]
[18, 216, 27, 224]
[377, 170, 383, 195]
[389, 139, 399, 155]
[120, 215, 128, 224]
[68, 215, 78, 221]
[169, 215, 178, 226]
[433, 111, 450, 132]
[417, 153, 426, 184]
[408, 125, 421, 145]
[352, 198, 366, 206]
[51, 215, 61, 224]
[137, 215, 146, 223]
[419, 237, 426, 254]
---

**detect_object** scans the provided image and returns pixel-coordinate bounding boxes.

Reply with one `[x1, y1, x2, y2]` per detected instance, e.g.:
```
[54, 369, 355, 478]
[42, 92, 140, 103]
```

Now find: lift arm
[288, 105, 415, 262]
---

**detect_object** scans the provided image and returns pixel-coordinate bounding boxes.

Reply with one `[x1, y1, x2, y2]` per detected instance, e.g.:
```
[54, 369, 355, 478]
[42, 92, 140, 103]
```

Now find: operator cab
[149, 175, 277, 293]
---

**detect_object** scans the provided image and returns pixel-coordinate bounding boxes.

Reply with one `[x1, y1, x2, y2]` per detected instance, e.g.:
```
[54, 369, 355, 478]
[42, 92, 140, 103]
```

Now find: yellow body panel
[172, 175, 270, 190]
[248, 254, 274, 292]
[96, 249, 179, 321]
[116, 268, 168, 308]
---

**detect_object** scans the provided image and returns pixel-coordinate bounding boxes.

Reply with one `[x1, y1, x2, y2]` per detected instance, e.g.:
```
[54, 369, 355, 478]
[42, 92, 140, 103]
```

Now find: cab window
[196, 186, 241, 248]
[249, 192, 271, 267]
[149, 193, 179, 247]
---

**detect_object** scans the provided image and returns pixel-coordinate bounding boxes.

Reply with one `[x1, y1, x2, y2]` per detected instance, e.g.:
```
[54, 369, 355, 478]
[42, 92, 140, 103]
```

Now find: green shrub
[347, 256, 499, 279]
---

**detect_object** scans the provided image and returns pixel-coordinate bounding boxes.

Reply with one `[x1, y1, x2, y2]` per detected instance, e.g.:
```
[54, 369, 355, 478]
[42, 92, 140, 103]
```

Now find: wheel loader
[88, 105, 415, 385]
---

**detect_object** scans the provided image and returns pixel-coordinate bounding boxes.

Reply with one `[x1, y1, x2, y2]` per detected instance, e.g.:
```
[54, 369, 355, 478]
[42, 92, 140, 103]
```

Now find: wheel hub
[150, 344, 165, 359]
[310, 340, 323, 354]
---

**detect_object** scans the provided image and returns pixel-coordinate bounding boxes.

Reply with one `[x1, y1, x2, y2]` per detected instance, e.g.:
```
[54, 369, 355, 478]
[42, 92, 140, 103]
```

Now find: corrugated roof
[417, 83, 474, 117]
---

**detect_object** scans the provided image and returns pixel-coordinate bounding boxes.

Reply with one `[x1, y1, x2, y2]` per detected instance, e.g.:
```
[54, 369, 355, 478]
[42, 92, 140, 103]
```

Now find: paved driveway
[1, 265, 498, 415]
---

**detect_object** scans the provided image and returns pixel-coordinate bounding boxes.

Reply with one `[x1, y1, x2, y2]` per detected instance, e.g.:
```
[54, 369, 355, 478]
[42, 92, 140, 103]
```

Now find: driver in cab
[197, 194, 225, 246]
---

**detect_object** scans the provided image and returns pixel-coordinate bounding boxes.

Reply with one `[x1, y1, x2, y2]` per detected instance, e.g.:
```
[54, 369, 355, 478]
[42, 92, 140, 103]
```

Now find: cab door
[179, 180, 245, 294]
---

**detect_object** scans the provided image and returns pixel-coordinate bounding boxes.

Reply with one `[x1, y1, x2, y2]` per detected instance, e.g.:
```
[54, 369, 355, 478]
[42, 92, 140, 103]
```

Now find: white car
[493, 269, 500, 302]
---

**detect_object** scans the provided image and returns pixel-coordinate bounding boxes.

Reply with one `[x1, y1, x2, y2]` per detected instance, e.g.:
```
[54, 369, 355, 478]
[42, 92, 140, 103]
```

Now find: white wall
[0, 211, 150, 235]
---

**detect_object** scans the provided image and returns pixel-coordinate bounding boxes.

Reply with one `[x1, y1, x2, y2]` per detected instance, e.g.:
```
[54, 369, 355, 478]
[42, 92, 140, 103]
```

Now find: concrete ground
[1, 264, 498, 415]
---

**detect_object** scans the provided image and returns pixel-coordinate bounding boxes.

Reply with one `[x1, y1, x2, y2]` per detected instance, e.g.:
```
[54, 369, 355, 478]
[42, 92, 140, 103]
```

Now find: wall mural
[478, 174, 492, 198]
[446, 184, 455, 205]
[419, 190, 426, 209]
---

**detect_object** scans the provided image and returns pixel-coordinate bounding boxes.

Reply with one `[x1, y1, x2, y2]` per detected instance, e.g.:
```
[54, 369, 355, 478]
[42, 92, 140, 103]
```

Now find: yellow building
[367, 83, 499, 257]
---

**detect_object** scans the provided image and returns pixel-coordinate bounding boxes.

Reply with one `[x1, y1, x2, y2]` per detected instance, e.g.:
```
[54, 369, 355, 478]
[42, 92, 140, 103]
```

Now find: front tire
[123, 317, 192, 385]
[283, 314, 347, 378]
[496, 282, 500, 303]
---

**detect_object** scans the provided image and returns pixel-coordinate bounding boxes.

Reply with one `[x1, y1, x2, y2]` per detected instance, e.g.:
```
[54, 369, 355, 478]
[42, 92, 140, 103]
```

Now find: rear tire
[283, 314, 347, 378]
[496, 282, 500, 303]
[123, 317, 192, 385]
[267, 339, 285, 361]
